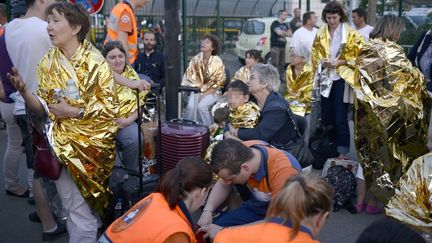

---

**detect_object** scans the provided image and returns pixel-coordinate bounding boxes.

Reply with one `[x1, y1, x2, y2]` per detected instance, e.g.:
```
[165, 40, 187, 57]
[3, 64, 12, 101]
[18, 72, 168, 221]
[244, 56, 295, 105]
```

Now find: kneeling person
[198, 138, 299, 237]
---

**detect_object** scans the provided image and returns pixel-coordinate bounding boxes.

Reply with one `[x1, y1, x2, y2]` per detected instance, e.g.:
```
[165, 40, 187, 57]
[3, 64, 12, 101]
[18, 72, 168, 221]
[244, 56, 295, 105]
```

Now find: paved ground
[0, 53, 385, 243]
[0, 128, 384, 243]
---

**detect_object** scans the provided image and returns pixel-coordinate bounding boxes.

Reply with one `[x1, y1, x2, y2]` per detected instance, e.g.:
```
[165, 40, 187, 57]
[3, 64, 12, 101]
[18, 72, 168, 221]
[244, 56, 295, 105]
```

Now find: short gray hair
[291, 44, 310, 62]
[251, 64, 281, 92]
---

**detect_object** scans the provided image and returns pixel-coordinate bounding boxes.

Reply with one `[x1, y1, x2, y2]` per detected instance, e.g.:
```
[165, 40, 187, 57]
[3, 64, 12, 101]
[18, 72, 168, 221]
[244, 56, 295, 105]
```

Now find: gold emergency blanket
[311, 23, 364, 94]
[232, 66, 250, 83]
[285, 63, 314, 116]
[37, 39, 119, 215]
[181, 52, 226, 93]
[229, 102, 260, 129]
[117, 65, 147, 118]
[386, 152, 432, 233]
[353, 38, 431, 203]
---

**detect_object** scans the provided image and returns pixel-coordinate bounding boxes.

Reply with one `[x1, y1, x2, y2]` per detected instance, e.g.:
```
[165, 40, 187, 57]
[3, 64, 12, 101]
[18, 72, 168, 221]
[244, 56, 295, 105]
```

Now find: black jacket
[238, 92, 297, 144]
[408, 30, 432, 91]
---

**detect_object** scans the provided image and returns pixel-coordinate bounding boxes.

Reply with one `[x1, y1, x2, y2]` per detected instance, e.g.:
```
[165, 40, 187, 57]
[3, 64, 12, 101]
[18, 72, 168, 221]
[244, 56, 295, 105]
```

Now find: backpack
[324, 165, 356, 211]
[309, 125, 338, 169]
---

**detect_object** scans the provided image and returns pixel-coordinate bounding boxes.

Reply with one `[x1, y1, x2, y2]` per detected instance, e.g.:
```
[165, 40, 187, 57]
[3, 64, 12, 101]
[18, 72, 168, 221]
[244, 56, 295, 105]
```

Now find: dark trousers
[321, 79, 350, 154]
[15, 114, 34, 169]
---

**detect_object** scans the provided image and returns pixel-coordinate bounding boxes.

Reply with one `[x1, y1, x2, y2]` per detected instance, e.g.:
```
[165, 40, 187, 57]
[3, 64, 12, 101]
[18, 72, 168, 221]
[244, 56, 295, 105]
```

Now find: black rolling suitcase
[103, 84, 161, 228]
[157, 86, 210, 174]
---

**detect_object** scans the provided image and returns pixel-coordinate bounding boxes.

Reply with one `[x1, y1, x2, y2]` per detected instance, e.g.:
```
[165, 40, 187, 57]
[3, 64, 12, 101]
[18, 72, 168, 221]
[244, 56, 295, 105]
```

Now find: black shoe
[28, 211, 41, 223]
[42, 223, 67, 242]
[5, 189, 29, 198]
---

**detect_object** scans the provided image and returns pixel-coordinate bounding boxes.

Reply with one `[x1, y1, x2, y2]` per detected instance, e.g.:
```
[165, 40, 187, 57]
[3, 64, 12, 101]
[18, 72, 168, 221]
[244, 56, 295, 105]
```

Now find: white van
[234, 17, 292, 65]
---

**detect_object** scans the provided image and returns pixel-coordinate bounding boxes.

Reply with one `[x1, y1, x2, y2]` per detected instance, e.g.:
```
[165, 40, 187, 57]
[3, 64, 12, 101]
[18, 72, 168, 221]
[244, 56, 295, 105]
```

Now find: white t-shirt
[289, 26, 318, 51]
[5, 17, 52, 115]
[357, 25, 373, 41]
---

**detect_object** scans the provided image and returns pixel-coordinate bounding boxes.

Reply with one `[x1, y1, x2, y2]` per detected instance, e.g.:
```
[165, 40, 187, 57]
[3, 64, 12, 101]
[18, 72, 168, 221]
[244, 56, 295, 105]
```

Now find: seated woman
[285, 45, 313, 117]
[9, 2, 119, 241]
[353, 15, 431, 212]
[212, 174, 333, 242]
[232, 49, 263, 83]
[181, 35, 226, 126]
[102, 41, 148, 171]
[100, 157, 213, 243]
[226, 64, 296, 143]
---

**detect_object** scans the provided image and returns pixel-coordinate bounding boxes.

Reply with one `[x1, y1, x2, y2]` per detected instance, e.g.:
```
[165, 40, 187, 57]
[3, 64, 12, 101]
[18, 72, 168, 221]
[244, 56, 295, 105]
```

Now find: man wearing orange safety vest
[105, 0, 150, 64]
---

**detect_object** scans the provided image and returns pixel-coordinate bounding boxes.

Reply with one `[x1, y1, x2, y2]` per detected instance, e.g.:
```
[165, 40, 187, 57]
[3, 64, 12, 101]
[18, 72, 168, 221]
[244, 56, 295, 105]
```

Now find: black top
[270, 20, 290, 48]
[289, 17, 302, 33]
[134, 50, 166, 87]
[408, 31, 432, 90]
[238, 92, 297, 144]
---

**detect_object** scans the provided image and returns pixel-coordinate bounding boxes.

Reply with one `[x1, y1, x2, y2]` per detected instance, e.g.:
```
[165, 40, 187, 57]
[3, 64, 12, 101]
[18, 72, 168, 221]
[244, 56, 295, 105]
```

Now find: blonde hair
[369, 15, 405, 41]
[266, 175, 333, 239]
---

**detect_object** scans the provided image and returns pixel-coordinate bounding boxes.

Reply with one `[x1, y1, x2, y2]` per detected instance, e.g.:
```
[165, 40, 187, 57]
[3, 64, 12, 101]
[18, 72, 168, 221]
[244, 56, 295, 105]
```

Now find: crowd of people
[0, 0, 431, 242]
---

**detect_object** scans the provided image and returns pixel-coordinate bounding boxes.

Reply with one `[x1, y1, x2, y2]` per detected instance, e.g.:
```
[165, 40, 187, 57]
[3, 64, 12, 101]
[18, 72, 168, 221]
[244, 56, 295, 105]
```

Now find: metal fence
[88, 0, 431, 63]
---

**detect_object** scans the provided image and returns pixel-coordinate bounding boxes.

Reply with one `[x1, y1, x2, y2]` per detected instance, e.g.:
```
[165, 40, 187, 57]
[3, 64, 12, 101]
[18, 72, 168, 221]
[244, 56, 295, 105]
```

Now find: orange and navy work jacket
[105, 1, 138, 64]
[100, 193, 196, 243]
[214, 218, 319, 243]
[244, 140, 299, 201]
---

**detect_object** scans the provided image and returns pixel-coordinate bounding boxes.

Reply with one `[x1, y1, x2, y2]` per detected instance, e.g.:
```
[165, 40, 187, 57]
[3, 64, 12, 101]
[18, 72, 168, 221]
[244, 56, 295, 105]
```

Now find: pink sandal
[365, 204, 383, 215]
[354, 203, 366, 213]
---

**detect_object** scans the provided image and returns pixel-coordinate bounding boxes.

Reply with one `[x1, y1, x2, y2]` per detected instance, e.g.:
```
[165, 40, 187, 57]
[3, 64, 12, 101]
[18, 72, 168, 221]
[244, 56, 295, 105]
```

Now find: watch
[78, 108, 84, 119]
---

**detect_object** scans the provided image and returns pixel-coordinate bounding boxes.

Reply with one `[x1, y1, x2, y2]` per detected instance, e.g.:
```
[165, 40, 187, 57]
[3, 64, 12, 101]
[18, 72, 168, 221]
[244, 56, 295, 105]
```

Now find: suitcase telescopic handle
[177, 86, 200, 93]
[169, 118, 197, 125]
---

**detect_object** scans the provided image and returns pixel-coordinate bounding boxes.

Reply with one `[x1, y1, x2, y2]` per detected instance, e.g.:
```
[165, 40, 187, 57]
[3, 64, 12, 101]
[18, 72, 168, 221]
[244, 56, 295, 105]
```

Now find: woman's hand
[7, 67, 27, 93]
[228, 124, 238, 137]
[115, 117, 134, 128]
[48, 98, 80, 119]
[198, 224, 224, 240]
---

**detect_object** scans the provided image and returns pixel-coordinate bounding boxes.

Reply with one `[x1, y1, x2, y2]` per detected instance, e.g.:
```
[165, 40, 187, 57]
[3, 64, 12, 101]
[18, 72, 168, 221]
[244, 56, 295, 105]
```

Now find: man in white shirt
[352, 8, 373, 41]
[290, 11, 318, 52]
[5, 0, 66, 241]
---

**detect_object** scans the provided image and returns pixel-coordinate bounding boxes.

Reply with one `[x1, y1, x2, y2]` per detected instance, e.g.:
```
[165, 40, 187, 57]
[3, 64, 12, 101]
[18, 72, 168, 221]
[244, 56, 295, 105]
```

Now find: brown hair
[322, 1, 348, 23]
[102, 41, 126, 58]
[245, 49, 263, 63]
[302, 11, 316, 25]
[213, 107, 230, 124]
[210, 138, 253, 175]
[369, 15, 405, 41]
[46, 2, 91, 42]
[157, 157, 213, 209]
[266, 175, 333, 239]
[202, 34, 220, 55]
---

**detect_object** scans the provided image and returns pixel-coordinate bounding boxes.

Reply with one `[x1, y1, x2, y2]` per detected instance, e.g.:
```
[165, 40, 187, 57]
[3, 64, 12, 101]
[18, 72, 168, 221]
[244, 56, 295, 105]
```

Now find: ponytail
[266, 175, 333, 239]
[158, 157, 213, 209]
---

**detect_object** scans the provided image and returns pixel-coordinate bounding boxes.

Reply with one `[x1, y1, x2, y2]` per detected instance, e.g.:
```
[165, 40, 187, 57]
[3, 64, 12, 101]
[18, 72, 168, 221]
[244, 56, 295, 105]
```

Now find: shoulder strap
[250, 144, 270, 189]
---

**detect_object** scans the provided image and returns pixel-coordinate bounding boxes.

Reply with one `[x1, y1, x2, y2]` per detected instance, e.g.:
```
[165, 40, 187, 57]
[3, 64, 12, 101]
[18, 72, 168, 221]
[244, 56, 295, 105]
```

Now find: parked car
[234, 17, 292, 65]
[207, 19, 243, 41]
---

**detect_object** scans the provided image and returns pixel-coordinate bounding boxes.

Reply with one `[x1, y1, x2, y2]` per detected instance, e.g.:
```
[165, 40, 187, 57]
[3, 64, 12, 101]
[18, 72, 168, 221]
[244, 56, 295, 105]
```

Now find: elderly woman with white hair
[226, 64, 298, 148]
[285, 45, 314, 117]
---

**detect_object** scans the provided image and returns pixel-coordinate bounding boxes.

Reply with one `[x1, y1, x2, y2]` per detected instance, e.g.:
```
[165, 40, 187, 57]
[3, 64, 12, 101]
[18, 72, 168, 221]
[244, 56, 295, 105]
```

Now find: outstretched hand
[7, 67, 26, 93]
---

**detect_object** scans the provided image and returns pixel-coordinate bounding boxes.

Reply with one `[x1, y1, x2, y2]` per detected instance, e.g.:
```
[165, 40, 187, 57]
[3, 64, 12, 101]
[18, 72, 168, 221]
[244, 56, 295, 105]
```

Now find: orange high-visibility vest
[102, 193, 196, 243]
[105, 1, 138, 64]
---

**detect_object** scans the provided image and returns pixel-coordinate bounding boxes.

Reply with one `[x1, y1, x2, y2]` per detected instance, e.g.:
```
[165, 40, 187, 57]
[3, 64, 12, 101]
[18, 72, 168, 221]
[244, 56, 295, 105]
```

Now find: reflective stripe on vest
[105, 2, 138, 63]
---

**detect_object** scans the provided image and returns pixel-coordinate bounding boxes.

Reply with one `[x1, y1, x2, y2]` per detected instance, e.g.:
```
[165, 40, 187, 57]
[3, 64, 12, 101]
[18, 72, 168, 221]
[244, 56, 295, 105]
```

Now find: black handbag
[272, 108, 314, 168]
[309, 125, 338, 169]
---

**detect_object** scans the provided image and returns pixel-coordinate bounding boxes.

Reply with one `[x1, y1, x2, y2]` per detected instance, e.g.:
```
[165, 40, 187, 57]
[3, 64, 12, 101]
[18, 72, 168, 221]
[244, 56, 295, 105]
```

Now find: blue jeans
[321, 79, 350, 154]
[214, 196, 269, 227]
[115, 122, 142, 170]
